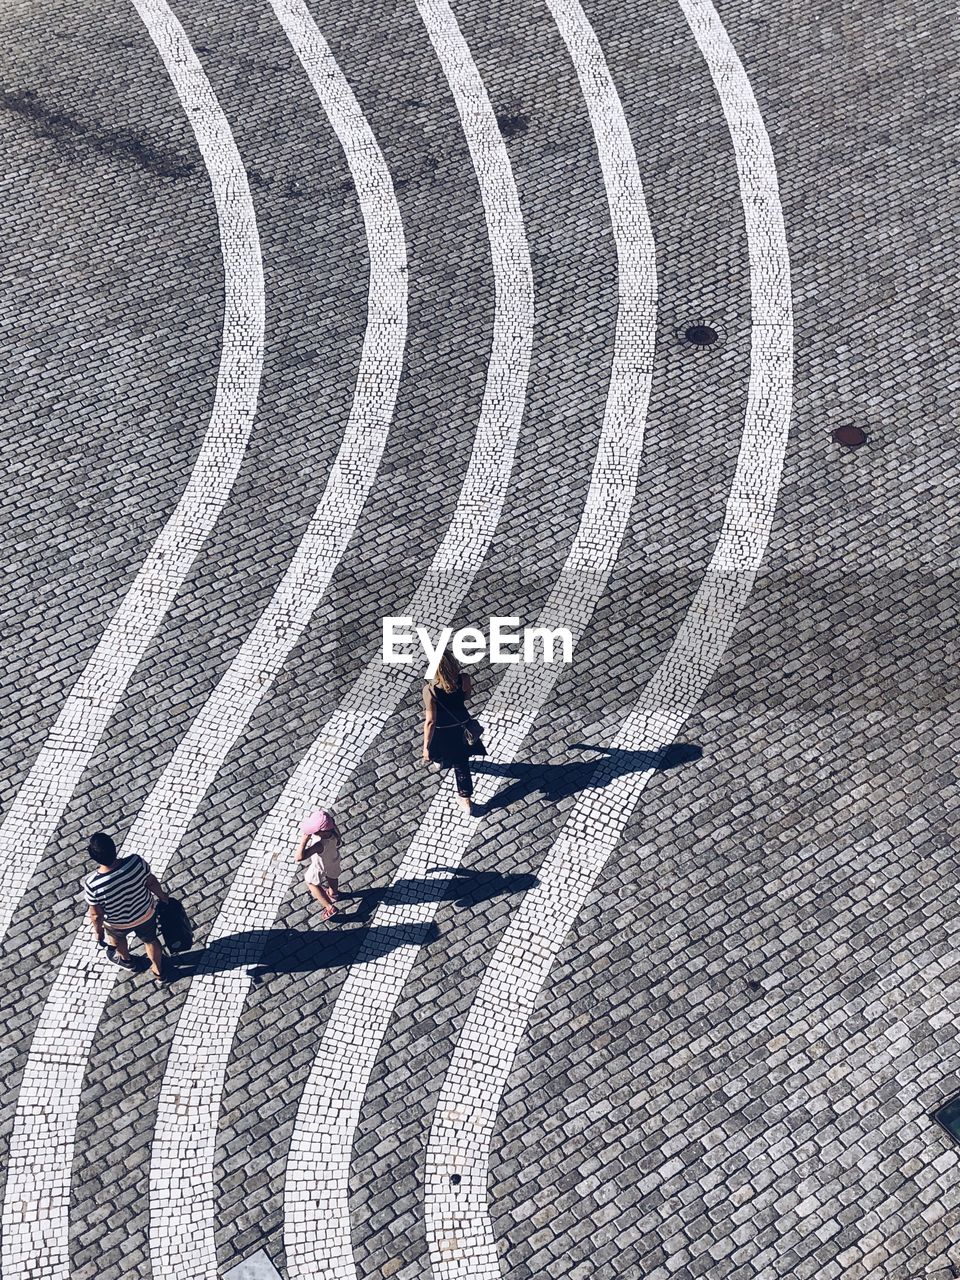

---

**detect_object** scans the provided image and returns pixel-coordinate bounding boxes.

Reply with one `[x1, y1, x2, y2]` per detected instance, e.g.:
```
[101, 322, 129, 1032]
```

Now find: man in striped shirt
[84, 832, 169, 980]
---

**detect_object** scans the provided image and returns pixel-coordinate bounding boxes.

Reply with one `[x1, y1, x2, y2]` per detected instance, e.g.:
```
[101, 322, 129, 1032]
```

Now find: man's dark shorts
[106, 912, 158, 943]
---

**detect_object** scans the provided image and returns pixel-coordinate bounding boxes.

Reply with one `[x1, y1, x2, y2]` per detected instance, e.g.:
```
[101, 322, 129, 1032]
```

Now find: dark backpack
[155, 897, 193, 953]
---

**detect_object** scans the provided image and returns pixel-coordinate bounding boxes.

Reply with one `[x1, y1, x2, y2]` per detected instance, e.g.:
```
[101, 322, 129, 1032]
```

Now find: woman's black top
[425, 675, 472, 765]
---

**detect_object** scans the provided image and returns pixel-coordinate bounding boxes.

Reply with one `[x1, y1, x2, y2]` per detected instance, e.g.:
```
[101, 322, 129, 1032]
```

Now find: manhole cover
[831, 425, 868, 448]
[496, 111, 529, 140]
[450, 1174, 462, 1186]
[677, 318, 723, 351]
[932, 1094, 960, 1144]
[686, 324, 717, 346]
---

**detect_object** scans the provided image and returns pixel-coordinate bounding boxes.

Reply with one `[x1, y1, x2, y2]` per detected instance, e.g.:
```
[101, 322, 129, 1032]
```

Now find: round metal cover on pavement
[677, 318, 723, 351]
[831, 425, 868, 447]
[932, 1094, 960, 1144]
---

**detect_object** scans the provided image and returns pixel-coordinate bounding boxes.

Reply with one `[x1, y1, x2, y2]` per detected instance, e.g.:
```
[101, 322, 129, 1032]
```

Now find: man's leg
[132, 915, 165, 979]
[144, 938, 165, 979]
[106, 928, 132, 961]
[103, 928, 140, 971]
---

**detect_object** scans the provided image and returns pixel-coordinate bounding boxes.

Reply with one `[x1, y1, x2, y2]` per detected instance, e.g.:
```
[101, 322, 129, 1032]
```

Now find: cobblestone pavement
[0, 0, 957, 1278]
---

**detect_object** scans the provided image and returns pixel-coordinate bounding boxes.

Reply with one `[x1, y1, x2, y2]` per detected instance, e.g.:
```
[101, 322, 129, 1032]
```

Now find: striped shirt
[83, 855, 155, 928]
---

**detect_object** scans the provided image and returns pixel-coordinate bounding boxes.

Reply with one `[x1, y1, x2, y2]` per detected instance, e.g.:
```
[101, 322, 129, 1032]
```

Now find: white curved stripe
[145, 2, 535, 1277]
[0, 4, 407, 1279]
[0, 0, 265, 950]
[283, 1, 658, 1275]
[424, 1, 794, 1276]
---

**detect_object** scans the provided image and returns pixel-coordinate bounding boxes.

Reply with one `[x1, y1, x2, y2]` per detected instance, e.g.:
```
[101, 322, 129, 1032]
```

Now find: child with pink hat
[294, 808, 342, 920]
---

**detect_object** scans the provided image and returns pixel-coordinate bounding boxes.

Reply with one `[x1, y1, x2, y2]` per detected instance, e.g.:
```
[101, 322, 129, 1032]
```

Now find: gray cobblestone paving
[0, 0, 485, 1262]
[34, 0, 498, 1272]
[480, 1, 960, 1279]
[344, 1, 751, 1274]
[62, 0, 504, 1259]
[0, 0, 222, 800]
[57, 0, 605, 1271]
[0, 0, 957, 1277]
[0, 0, 227, 1235]
[206, 0, 623, 1270]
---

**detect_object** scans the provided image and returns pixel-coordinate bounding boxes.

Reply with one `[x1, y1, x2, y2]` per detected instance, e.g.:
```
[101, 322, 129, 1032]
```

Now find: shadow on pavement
[165, 920, 442, 984]
[469, 741, 704, 816]
[335, 867, 539, 923]
[163, 867, 538, 984]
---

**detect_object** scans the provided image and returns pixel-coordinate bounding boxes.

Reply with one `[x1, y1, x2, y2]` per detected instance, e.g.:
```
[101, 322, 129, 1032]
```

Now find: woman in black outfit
[422, 651, 484, 815]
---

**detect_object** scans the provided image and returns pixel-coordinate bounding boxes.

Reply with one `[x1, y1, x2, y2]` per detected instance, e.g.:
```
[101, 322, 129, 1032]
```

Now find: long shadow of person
[166, 920, 442, 985]
[333, 866, 539, 924]
[469, 741, 703, 817]
[164, 866, 539, 984]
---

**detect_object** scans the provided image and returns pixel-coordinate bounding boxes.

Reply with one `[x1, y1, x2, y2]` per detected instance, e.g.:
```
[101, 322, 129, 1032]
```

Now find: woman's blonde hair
[431, 651, 461, 693]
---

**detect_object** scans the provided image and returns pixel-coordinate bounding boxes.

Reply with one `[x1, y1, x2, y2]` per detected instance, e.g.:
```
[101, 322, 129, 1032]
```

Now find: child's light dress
[302, 832, 341, 886]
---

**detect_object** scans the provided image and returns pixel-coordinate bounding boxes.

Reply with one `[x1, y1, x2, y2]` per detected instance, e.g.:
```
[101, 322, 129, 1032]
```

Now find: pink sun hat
[300, 808, 335, 836]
